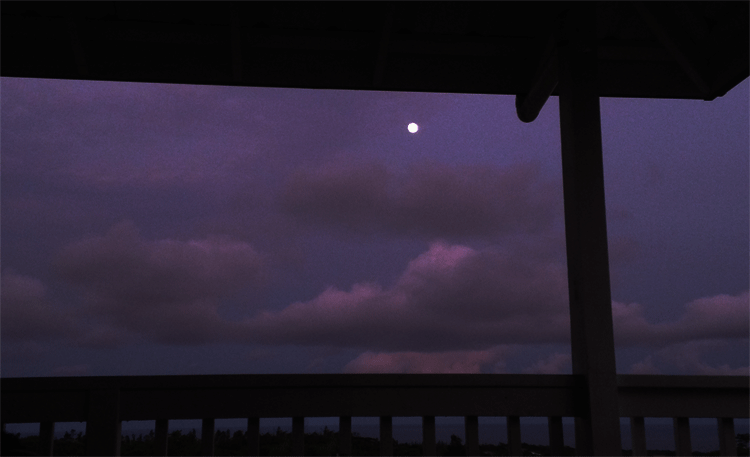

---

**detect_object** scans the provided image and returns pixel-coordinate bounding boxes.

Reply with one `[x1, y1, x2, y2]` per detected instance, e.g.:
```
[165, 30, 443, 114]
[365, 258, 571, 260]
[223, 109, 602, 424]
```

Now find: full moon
[408, 122, 419, 133]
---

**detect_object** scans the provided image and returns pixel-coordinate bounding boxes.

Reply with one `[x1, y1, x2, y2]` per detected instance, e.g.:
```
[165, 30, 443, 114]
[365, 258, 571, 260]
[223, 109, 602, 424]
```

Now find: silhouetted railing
[2, 374, 747, 456]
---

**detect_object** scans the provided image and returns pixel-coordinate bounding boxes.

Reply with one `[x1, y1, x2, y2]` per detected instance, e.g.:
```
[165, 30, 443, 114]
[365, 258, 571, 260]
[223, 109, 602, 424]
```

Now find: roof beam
[634, 2, 712, 98]
[230, 4, 243, 83]
[373, 5, 394, 88]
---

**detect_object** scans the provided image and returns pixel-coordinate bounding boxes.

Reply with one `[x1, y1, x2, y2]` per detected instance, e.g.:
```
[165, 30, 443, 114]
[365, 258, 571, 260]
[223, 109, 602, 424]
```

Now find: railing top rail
[1, 373, 587, 392]
[616, 375, 749, 389]
[2, 374, 747, 424]
[2, 374, 748, 393]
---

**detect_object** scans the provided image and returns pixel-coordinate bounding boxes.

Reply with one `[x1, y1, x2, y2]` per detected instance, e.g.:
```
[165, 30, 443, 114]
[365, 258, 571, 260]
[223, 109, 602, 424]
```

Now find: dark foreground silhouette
[2, 428, 749, 456]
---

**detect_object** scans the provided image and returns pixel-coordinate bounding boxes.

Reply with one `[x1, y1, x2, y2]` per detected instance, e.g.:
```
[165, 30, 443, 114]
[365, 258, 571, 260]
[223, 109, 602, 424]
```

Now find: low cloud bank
[3, 221, 747, 376]
[281, 160, 560, 239]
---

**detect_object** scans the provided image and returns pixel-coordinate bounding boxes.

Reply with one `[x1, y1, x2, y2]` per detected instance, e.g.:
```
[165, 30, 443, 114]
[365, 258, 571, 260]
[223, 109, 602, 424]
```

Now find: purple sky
[1, 76, 747, 378]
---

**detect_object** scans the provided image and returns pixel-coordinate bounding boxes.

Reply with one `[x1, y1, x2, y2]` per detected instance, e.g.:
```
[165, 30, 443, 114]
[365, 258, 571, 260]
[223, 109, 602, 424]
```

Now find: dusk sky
[1, 76, 748, 378]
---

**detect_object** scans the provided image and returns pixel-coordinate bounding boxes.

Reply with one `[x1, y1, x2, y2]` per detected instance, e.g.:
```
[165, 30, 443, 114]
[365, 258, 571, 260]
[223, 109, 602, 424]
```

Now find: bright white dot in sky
[408, 123, 418, 133]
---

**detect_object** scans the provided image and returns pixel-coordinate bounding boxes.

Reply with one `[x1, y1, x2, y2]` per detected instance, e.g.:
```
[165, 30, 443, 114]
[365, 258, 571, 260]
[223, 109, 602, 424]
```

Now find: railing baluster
[548, 416, 564, 456]
[201, 418, 215, 456]
[630, 416, 647, 456]
[247, 417, 260, 456]
[339, 416, 352, 456]
[39, 421, 55, 456]
[507, 416, 521, 457]
[465, 415, 479, 456]
[673, 417, 692, 457]
[86, 388, 122, 456]
[422, 416, 436, 456]
[380, 416, 393, 456]
[717, 417, 736, 457]
[154, 419, 168, 456]
[292, 416, 305, 456]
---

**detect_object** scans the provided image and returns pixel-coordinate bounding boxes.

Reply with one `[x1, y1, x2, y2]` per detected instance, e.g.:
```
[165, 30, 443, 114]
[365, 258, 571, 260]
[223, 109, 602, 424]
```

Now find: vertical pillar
[201, 418, 215, 456]
[86, 389, 121, 456]
[422, 416, 436, 456]
[339, 416, 352, 456]
[557, 4, 622, 455]
[673, 417, 692, 457]
[507, 416, 522, 457]
[465, 416, 479, 456]
[247, 417, 260, 456]
[630, 417, 646, 456]
[39, 421, 55, 456]
[717, 417, 736, 457]
[292, 416, 305, 456]
[380, 416, 393, 456]
[548, 416, 564, 456]
[154, 419, 168, 456]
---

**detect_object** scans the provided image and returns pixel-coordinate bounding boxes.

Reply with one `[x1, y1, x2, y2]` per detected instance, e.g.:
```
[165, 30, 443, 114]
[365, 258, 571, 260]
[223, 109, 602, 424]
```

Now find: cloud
[30, 223, 748, 367]
[343, 346, 514, 374]
[613, 291, 749, 346]
[521, 353, 572, 374]
[0, 271, 77, 342]
[239, 241, 572, 351]
[629, 355, 661, 375]
[629, 341, 749, 375]
[53, 221, 265, 345]
[280, 160, 560, 239]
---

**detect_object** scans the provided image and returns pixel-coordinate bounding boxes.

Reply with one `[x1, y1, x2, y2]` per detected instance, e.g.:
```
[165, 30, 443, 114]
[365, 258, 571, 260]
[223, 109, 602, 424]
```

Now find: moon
[408, 122, 419, 133]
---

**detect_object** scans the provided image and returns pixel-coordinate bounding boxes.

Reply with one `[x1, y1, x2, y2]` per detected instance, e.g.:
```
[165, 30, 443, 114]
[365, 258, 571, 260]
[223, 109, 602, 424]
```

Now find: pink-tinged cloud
[239, 242, 746, 354]
[241, 242, 572, 351]
[521, 353, 572, 374]
[629, 341, 749, 375]
[1, 271, 77, 342]
[663, 292, 750, 341]
[613, 291, 749, 346]
[53, 221, 265, 345]
[343, 346, 514, 374]
[280, 160, 560, 239]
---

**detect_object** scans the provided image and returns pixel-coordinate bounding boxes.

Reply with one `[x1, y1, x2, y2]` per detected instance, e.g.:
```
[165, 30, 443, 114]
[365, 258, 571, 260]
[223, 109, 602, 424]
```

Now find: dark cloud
[53, 221, 265, 344]
[0, 272, 77, 342]
[280, 160, 560, 239]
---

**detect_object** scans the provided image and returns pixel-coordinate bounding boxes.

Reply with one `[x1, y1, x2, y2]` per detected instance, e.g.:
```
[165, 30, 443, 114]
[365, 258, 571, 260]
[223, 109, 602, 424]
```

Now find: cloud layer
[281, 160, 560, 239]
[5, 220, 746, 375]
[52, 221, 264, 344]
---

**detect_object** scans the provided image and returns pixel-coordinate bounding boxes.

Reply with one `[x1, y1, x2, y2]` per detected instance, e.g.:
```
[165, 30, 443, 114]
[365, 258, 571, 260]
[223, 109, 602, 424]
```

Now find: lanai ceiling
[1, 2, 748, 101]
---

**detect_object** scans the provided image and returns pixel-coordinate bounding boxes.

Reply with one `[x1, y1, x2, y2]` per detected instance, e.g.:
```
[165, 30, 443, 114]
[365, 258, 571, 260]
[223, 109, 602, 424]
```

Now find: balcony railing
[1, 373, 747, 456]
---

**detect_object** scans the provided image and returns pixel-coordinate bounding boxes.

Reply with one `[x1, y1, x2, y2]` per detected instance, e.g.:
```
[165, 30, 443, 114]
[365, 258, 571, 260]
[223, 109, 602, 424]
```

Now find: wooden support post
[717, 417, 736, 457]
[380, 416, 393, 456]
[201, 418, 215, 456]
[154, 419, 168, 456]
[557, 4, 622, 455]
[339, 416, 352, 456]
[86, 389, 121, 456]
[507, 416, 522, 457]
[465, 415, 479, 456]
[630, 417, 647, 456]
[292, 416, 305, 456]
[548, 416, 564, 456]
[422, 416, 436, 456]
[247, 417, 260, 456]
[39, 421, 55, 456]
[673, 417, 692, 457]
